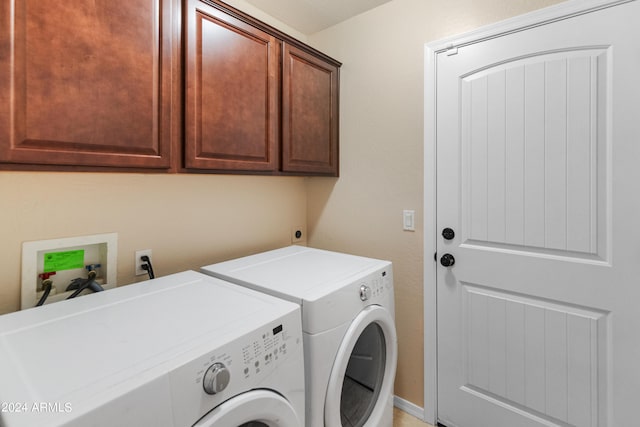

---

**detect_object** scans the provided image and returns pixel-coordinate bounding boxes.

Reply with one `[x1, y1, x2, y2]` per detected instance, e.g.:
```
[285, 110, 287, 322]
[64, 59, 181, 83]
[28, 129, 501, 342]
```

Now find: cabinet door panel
[282, 43, 339, 175]
[185, 0, 279, 171]
[0, 0, 176, 168]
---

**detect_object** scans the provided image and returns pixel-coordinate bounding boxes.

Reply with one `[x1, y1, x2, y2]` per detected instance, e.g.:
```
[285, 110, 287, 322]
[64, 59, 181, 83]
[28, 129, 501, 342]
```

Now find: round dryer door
[193, 389, 301, 427]
[324, 305, 398, 427]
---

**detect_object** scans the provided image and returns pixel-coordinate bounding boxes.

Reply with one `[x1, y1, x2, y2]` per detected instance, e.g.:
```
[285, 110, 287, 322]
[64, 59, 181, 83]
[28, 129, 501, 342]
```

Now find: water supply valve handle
[85, 264, 102, 272]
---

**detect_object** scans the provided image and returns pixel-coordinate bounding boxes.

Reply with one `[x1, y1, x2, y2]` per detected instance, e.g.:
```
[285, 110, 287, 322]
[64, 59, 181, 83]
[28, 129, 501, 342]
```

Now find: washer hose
[36, 280, 53, 307]
[66, 270, 102, 299]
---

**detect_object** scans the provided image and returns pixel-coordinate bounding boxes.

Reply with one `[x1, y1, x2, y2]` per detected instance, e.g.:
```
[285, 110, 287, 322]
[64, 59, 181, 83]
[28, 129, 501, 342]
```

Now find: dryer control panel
[168, 307, 304, 427]
[303, 262, 394, 335]
[361, 267, 393, 300]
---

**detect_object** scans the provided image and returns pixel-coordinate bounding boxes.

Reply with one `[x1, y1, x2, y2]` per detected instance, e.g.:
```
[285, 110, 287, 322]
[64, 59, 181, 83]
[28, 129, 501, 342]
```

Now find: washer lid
[201, 245, 390, 303]
[0, 271, 298, 425]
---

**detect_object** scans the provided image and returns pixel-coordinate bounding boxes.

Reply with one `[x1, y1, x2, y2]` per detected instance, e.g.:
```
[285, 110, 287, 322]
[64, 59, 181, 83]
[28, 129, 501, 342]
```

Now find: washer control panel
[168, 307, 303, 427]
[240, 322, 290, 379]
[195, 322, 293, 393]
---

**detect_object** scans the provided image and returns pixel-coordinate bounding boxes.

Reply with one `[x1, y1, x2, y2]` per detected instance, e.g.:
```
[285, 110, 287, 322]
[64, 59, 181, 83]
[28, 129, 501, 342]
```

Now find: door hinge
[446, 45, 458, 56]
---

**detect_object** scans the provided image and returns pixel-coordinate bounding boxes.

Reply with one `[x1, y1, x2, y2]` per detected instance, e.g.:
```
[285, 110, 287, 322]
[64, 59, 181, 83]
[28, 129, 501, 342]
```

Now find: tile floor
[393, 407, 435, 427]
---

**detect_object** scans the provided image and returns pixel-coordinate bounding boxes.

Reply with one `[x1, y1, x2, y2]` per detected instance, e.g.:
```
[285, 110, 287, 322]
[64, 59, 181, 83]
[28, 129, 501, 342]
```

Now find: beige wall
[219, 0, 308, 42]
[0, 0, 307, 316]
[0, 172, 307, 314]
[306, 0, 565, 409]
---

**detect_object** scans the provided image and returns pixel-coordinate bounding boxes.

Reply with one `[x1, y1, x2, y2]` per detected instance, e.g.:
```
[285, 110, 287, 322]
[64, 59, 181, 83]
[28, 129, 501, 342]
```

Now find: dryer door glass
[324, 304, 397, 427]
[341, 322, 386, 426]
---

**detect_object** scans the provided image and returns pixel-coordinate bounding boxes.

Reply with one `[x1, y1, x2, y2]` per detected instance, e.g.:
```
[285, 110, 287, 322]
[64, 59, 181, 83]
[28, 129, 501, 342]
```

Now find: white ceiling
[243, 0, 393, 34]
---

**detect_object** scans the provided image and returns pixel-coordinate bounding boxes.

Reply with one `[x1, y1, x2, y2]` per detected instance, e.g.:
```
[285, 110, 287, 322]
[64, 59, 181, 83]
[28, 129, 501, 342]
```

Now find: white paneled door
[435, 1, 640, 426]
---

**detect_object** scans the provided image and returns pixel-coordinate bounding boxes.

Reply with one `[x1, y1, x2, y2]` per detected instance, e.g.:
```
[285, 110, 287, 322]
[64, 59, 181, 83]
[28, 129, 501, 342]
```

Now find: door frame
[423, 0, 632, 424]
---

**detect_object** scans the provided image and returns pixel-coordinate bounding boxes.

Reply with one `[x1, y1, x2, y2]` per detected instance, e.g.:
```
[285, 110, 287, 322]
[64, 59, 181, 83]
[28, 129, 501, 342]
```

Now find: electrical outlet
[135, 249, 152, 276]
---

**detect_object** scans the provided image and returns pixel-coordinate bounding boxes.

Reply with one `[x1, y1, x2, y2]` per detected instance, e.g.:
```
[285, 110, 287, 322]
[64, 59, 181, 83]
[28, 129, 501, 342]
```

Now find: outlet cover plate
[291, 226, 305, 243]
[135, 249, 153, 276]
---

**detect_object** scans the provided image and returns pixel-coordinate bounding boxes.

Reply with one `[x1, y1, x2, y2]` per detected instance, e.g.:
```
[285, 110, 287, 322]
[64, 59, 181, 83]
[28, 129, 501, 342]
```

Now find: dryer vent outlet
[291, 227, 305, 243]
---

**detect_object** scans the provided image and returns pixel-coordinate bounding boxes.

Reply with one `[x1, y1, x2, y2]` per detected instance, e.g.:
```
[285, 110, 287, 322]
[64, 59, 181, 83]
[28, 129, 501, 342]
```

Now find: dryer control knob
[203, 362, 231, 395]
[359, 284, 372, 301]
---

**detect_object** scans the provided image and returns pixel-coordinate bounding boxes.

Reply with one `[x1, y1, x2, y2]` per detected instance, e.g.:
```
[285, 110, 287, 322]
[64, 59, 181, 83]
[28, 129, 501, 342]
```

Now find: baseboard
[393, 395, 425, 421]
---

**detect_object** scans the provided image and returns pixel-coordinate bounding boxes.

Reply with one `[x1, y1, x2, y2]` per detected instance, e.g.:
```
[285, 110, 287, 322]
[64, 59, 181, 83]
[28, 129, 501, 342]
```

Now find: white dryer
[0, 271, 304, 427]
[201, 246, 397, 427]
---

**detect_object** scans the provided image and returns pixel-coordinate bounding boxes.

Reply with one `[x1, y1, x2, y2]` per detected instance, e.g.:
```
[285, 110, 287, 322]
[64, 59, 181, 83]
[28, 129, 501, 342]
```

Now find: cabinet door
[282, 43, 339, 176]
[185, 0, 279, 171]
[0, 0, 177, 169]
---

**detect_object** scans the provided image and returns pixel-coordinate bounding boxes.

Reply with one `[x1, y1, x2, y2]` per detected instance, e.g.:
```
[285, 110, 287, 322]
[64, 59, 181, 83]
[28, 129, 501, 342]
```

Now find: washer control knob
[203, 362, 230, 395]
[359, 284, 372, 301]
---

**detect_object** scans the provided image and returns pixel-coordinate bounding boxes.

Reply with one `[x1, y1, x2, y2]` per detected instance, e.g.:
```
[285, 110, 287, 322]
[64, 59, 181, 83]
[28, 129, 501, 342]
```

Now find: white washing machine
[0, 270, 304, 427]
[201, 246, 397, 427]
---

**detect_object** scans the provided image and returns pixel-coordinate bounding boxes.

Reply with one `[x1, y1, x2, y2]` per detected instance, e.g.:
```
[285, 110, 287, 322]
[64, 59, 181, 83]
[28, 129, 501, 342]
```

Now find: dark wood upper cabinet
[185, 0, 341, 176]
[282, 43, 339, 175]
[0, 0, 179, 169]
[184, 0, 279, 171]
[0, 0, 339, 175]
